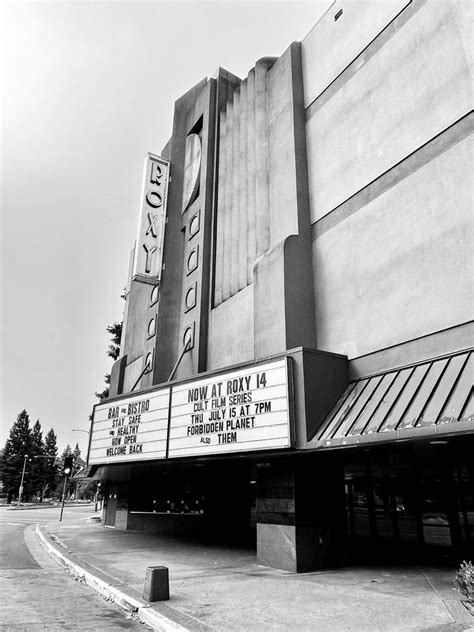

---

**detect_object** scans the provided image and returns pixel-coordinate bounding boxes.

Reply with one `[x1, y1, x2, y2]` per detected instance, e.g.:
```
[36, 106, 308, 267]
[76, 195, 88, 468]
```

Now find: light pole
[17, 455, 29, 506]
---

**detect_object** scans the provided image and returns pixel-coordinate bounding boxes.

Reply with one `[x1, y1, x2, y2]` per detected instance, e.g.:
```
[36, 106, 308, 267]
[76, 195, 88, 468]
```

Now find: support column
[115, 483, 130, 530]
[256, 457, 347, 572]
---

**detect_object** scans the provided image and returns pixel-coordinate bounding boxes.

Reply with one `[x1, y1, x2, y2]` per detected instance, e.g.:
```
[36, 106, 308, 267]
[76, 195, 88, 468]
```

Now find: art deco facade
[88, 0, 473, 571]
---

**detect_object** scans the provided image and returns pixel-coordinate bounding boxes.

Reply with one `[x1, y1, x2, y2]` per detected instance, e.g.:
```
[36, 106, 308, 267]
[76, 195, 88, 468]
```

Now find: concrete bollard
[143, 566, 170, 602]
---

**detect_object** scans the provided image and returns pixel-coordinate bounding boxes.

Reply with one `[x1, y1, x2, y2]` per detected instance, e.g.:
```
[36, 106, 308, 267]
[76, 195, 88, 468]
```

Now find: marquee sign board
[88, 358, 293, 465]
[168, 358, 292, 458]
[88, 389, 170, 465]
[132, 153, 170, 285]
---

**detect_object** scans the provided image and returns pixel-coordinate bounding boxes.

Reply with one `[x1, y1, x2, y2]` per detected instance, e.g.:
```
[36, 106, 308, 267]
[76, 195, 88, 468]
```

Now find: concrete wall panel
[123, 355, 144, 394]
[306, 0, 473, 222]
[302, 0, 410, 107]
[267, 46, 300, 245]
[122, 280, 153, 365]
[208, 284, 254, 370]
[313, 134, 473, 359]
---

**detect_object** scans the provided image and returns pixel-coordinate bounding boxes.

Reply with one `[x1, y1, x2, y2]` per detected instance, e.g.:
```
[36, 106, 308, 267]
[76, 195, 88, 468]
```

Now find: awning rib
[308, 350, 473, 449]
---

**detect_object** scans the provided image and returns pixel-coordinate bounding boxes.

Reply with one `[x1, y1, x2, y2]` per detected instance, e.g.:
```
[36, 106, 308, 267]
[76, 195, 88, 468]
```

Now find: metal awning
[306, 350, 473, 449]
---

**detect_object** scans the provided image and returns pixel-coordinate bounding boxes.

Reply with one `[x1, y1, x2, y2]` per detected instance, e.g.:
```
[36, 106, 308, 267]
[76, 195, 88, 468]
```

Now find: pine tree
[95, 373, 110, 400]
[0, 410, 34, 502]
[61, 445, 75, 498]
[94, 290, 125, 400]
[72, 443, 87, 498]
[106, 322, 122, 360]
[72, 443, 84, 471]
[43, 429, 59, 499]
[30, 420, 46, 501]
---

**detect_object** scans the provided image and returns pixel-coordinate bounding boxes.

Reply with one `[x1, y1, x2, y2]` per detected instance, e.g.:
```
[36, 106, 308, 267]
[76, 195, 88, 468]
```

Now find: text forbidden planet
[88, 358, 292, 464]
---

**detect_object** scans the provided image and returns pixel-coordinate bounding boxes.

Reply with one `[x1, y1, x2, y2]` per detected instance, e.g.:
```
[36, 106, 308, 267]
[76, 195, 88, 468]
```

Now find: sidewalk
[35, 516, 474, 632]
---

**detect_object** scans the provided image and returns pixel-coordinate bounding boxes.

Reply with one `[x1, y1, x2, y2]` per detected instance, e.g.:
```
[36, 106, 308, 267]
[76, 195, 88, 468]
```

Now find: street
[0, 504, 146, 631]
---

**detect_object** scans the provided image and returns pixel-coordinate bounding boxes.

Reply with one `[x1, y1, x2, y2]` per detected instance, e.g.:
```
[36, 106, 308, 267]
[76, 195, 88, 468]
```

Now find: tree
[30, 420, 46, 501]
[43, 428, 60, 499]
[107, 322, 122, 361]
[61, 444, 82, 498]
[95, 373, 110, 401]
[95, 290, 125, 401]
[73, 443, 85, 474]
[71, 443, 88, 499]
[0, 410, 34, 503]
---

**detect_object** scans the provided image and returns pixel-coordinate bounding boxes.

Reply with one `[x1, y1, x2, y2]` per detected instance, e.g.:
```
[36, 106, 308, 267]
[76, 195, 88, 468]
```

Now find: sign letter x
[146, 212, 158, 237]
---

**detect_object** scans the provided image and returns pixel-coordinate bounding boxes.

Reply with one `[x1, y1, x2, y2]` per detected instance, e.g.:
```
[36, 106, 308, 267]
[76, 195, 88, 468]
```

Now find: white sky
[0, 0, 331, 456]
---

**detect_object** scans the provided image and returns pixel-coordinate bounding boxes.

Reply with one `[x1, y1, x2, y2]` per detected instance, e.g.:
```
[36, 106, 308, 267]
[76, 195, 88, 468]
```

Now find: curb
[35, 524, 188, 631]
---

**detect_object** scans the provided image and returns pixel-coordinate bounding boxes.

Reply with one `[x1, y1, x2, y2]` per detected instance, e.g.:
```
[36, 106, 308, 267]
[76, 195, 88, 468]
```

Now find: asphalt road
[0, 505, 147, 631]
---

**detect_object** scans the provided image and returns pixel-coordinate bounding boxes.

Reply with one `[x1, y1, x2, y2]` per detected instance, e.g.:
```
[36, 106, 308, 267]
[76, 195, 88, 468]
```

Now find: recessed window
[144, 351, 153, 373]
[183, 325, 194, 350]
[148, 318, 156, 338]
[187, 247, 199, 275]
[182, 133, 202, 212]
[150, 285, 159, 305]
[188, 210, 200, 239]
[185, 285, 197, 311]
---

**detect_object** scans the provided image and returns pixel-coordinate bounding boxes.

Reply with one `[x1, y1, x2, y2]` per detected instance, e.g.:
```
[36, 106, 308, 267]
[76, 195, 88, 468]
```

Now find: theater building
[87, 0, 473, 571]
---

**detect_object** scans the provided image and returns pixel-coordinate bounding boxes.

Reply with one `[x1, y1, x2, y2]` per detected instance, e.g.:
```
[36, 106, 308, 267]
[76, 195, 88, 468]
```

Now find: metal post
[168, 340, 191, 382]
[17, 455, 28, 506]
[59, 474, 69, 522]
[130, 359, 152, 392]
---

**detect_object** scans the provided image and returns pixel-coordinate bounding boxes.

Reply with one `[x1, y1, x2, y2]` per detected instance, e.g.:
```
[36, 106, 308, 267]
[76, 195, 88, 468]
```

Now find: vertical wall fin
[255, 58, 273, 257]
[213, 58, 276, 306]
[222, 99, 233, 302]
[214, 110, 226, 305]
[246, 69, 257, 285]
[238, 79, 249, 291]
[230, 88, 241, 296]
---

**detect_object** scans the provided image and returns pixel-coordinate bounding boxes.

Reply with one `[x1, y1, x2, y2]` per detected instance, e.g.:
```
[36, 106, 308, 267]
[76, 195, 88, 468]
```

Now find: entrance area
[104, 485, 118, 527]
[98, 436, 473, 570]
[126, 460, 257, 545]
[344, 438, 473, 564]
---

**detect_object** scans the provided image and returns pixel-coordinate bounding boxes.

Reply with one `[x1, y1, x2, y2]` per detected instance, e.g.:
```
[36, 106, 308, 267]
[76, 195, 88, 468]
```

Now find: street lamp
[17, 455, 29, 506]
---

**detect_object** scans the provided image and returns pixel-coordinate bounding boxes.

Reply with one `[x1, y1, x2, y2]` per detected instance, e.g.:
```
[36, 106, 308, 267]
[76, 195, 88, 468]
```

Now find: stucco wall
[305, 0, 472, 222]
[302, 0, 410, 107]
[304, 0, 473, 359]
[207, 284, 255, 369]
[120, 280, 157, 391]
[313, 132, 473, 359]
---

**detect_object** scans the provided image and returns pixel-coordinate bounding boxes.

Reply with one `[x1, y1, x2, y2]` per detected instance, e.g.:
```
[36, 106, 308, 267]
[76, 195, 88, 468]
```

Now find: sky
[0, 0, 331, 457]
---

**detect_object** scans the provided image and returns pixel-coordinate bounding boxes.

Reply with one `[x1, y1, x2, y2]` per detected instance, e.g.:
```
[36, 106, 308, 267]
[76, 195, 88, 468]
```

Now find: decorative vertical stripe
[222, 99, 233, 301]
[230, 88, 241, 296]
[238, 79, 249, 291]
[246, 69, 257, 285]
[214, 61, 271, 305]
[214, 110, 226, 305]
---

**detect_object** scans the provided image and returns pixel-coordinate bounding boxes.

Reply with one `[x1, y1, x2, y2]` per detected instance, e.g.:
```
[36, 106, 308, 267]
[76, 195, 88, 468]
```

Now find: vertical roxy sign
[168, 358, 292, 457]
[132, 153, 170, 284]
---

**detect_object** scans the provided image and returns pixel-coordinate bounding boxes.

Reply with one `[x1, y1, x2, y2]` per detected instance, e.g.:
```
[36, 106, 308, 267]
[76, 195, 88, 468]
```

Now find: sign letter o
[146, 190, 163, 208]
